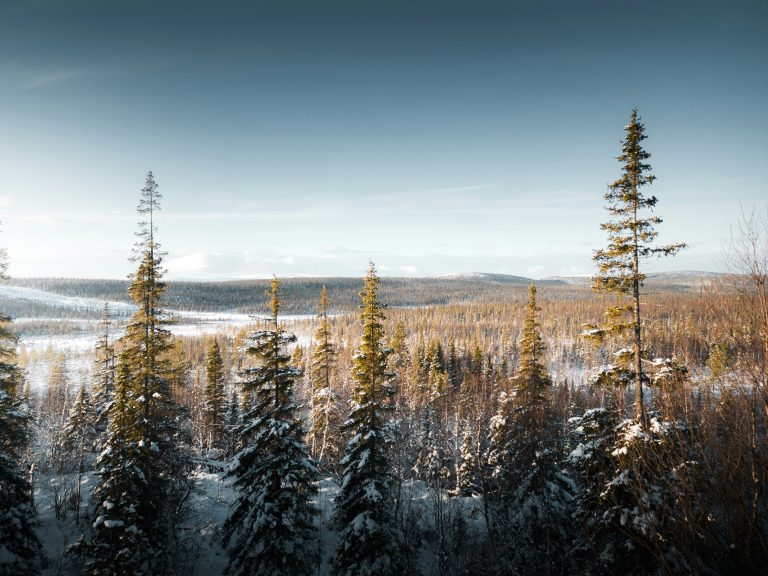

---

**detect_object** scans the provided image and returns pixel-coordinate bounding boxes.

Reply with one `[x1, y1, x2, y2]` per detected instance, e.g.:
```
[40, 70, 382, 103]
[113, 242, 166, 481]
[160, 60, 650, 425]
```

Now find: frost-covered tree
[60, 383, 97, 468]
[223, 277, 318, 576]
[61, 383, 97, 523]
[587, 109, 685, 423]
[202, 340, 226, 451]
[44, 354, 71, 473]
[484, 287, 572, 573]
[224, 389, 239, 457]
[92, 303, 116, 438]
[308, 286, 342, 471]
[332, 262, 403, 576]
[84, 360, 155, 576]
[456, 428, 480, 496]
[84, 171, 189, 574]
[0, 243, 41, 576]
[569, 408, 693, 575]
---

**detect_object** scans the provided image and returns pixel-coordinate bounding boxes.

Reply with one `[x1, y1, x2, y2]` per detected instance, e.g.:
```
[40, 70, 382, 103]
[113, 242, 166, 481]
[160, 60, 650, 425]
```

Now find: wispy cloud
[0, 65, 99, 91]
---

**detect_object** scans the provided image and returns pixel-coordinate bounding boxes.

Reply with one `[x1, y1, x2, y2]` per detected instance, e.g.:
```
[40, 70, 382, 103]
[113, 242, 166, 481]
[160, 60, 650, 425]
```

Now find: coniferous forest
[1, 111, 767, 576]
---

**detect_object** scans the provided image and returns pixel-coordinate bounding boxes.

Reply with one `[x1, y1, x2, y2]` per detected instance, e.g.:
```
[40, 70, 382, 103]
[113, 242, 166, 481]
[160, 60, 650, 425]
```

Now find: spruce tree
[514, 285, 550, 400]
[86, 171, 188, 574]
[202, 340, 226, 451]
[85, 361, 154, 576]
[588, 109, 685, 423]
[224, 389, 239, 457]
[0, 243, 41, 576]
[61, 383, 96, 523]
[223, 277, 318, 576]
[332, 262, 403, 576]
[92, 303, 116, 437]
[308, 286, 341, 470]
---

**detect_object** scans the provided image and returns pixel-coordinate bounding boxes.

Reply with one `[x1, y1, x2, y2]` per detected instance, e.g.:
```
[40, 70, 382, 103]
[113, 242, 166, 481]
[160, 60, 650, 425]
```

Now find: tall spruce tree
[203, 340, 226, 451]
[86, 171, 188, 574]
[92, 303, 116, 438]
[308, 285, 341, 470]
[223, 277, 318, 576]
[332, 262, 403, 576]
[514, 285, 551, 400]
[0, 238, 42, 575]
[588, 110, 685, 424]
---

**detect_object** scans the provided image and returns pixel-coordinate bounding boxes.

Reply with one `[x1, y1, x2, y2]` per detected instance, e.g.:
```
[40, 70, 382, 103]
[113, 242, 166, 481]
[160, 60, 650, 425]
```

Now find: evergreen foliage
[85, 172, 189, 574]
[92, 303, 116, 438]
[85, 361, 155, 576]
[202, 340, 226, 451]
[332, 262, 403, 576]
[223, 277, 319, 576]
[587, 109, 685, 423]
[60, 383, 97, 466]
[0, 245, 41, 576]
[308, 286, 342, 471]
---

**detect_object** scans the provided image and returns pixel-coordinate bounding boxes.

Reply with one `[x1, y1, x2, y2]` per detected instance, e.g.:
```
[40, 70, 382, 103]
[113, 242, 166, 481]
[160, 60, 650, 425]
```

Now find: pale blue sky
[0, 0, 765, 279]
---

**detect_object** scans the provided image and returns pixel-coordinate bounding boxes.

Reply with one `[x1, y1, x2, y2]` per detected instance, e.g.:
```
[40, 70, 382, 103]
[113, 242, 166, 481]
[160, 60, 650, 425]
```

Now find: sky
[0, 0, 766, 280]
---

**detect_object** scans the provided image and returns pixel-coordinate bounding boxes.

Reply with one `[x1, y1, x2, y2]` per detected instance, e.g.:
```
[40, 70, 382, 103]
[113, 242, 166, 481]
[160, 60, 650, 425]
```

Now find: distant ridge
[437, 272, 565, 285]
[2, 270, 721, 317]
[546, 270, 724, 288]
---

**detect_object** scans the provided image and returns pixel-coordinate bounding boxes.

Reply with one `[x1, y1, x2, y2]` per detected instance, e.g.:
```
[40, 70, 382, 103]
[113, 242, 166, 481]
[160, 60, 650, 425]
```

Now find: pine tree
[0, 244, 41, 576]
[202, 340, 226, 451]
[223, 277, 318, 576]
[85, 171, 188, 574]
[588, 109, 685, 424]
[92, 303, 116, 438]
[332, 262, 403, 576]
[308, 286, 341, 470]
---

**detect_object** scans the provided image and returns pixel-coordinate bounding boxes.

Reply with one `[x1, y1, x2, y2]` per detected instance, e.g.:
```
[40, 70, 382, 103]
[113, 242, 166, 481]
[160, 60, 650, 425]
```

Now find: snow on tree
[585, 109, 685, 424]
[81, 361, 155, 576]
[222, 277, 319, 576]
[224, 389, 240, 457]
[202, 340, 227, 451]
[60, 383, 97, 467]
[332, 262, 404, 576]
[307, 285, 342, 471]
[81, 171, 190, 574]
[92, 302, 116, 438]
[568, 408, 695, 575]
[483, 285, 572, 573]
[456, 428, 480, 496]
[0, 243, 42, 576]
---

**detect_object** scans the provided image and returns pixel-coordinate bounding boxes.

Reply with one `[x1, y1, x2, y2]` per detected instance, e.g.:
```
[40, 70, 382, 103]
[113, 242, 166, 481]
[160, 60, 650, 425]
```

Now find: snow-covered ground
[0, 284, 136, 316]
[35, 466, 487, 576]
[5, 282, 315, 392]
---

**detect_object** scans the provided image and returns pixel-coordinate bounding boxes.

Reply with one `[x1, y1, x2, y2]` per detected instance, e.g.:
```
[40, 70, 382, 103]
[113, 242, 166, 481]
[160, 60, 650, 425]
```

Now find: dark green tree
[332, 262, 403, 576]
[0, 241, 41, 575]
[308, 285, 341, 470]
[85, 171, 189, 574]
[223, 277, 318, 576]
[84, 361, 152, 576]
[92, 303, 116, 438]
[203, 340, 226, 451]
[588, 109, 685, 424]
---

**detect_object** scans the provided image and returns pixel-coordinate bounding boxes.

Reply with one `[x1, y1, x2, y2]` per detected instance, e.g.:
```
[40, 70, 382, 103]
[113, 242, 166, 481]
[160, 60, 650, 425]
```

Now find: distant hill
[3, 274, 570, 316]
[2, 271, 721, 317]
[546, 270, 725, 290]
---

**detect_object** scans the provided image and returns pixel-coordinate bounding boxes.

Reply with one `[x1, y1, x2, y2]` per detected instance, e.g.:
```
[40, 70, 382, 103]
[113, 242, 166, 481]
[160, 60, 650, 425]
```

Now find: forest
[1, 112, 767, 576]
